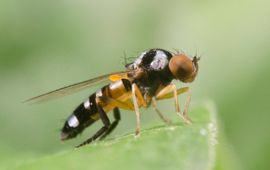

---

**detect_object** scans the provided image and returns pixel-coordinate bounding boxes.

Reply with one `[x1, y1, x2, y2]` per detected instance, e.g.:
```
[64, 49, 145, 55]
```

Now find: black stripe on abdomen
[61, 93, 99, 139]
[74, 93, 98, 121]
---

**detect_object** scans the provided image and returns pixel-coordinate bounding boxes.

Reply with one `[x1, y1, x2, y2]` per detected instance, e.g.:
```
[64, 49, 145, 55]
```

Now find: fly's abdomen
[61, 79, 132, 141]
[61, 93, 99, 140]
[107, 79, 132, 101]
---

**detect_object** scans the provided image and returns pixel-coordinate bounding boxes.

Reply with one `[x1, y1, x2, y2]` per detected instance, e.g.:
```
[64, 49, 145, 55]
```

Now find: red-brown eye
[169, 54, 198, 82]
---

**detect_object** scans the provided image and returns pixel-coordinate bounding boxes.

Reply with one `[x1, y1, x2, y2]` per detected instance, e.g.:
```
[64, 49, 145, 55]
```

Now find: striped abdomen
[61, 79, 132, 140]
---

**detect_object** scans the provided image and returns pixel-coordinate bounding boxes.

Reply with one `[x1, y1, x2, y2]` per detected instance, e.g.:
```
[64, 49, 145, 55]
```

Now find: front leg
[172, 84, 192, 124]
[155, 84, 192, 124]
[151, 97, 172, 125]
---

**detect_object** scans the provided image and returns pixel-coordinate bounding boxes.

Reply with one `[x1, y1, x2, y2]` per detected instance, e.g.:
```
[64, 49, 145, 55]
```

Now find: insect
[26, 48, 199, 147]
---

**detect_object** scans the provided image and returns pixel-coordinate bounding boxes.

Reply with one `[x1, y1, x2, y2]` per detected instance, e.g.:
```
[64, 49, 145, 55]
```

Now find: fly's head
[169, 54, 199, 83]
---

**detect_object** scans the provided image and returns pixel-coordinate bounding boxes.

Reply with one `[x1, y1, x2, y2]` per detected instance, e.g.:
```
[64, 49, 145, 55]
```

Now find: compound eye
[169, 54, 196, 82]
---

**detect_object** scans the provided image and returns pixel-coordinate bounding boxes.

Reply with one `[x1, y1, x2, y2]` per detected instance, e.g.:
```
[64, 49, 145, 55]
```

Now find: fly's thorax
[126, 48, 172, 71]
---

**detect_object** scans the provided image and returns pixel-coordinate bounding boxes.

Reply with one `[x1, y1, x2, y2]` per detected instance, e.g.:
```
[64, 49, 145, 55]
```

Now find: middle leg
[151, 97, 172, 125]
[131, 83, 147, 136]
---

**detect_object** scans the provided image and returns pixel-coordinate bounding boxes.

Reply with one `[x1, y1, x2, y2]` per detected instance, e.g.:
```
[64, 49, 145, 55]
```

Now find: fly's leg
[76, 104, 111, 148]
[131, 83, 147, 136]
[132, 83, 140, 136]
[151, 98, 172, 125]
[172, 84, 192, 124]
[100, 108, 121, 140]
[155, 84, 192, 124]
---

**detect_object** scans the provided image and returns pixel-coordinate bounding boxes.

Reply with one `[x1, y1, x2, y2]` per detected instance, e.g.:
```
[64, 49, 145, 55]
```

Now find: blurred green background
[1, 0, 270, 169]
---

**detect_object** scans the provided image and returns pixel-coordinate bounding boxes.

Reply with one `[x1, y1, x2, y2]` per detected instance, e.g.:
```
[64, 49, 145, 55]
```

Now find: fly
[26, 48, 199, 147]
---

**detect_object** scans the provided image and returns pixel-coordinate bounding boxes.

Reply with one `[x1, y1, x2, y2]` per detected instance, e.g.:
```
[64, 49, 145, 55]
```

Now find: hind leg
[100, 107, 121, 140]
[76, 104, 111, 148]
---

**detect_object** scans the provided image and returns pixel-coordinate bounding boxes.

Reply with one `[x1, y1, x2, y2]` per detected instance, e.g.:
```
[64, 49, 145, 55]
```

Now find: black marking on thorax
[127, 49, 175, 97]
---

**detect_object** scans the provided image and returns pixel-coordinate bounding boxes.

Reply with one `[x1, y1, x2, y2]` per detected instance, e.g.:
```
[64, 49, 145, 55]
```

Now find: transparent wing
[24, 71, 130, 104]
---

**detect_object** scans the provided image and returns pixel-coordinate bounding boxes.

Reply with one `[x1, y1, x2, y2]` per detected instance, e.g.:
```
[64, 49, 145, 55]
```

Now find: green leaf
[13, 102, 218, 170]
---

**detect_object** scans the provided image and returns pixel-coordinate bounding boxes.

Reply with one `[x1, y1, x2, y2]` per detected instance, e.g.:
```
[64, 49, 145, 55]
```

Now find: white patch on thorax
[150, 50, 169, 70]
[68, 115, 79, 128]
